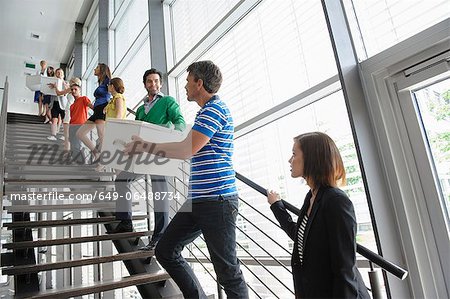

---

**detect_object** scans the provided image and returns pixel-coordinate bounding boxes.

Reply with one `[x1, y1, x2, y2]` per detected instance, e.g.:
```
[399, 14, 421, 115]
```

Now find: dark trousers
[114, 171, 169, 242]
[155, 195, 249, 299]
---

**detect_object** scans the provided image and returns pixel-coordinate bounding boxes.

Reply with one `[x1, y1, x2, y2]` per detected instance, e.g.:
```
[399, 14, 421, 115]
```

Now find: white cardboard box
[25, 75, 63, 95]
[25, 75, 41, 91]
[40, 77, 63, 96]
[102, 119, 189, 175]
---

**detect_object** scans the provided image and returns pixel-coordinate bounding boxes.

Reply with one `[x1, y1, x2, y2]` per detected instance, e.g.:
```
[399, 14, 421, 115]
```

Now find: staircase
[1, 113, 181, 298]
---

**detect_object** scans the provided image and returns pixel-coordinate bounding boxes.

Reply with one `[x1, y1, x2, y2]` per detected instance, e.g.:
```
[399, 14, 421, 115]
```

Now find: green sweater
[135, 95, 186, 131]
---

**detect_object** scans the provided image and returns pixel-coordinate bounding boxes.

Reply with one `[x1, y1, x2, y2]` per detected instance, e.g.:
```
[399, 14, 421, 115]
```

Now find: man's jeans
[155, 194, 249, 299]
[114, 171, 169, 242]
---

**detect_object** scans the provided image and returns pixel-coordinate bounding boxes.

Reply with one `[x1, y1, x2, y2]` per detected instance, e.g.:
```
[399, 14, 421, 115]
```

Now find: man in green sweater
[109, 69, 185, 252]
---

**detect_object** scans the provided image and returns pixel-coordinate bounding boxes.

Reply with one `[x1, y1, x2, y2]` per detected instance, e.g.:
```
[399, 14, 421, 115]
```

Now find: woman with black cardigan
[268, 132, 370, 298]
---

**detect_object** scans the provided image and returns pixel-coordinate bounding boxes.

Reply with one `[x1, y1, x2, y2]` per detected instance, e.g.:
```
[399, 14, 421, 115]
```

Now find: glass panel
[86, 24, 98, 66]
[86, 72, 98, 112]
[114, 0, 126, 14]
[170, 0, 240, 63]
[177, 0, 337, 126]
[233, 91, 377, 252]
[114, 0, 148, 65]
[114, 38, 151, 113]
[413, 77, 450, 231]
[181, 91, 381, 299]
[343, 0, 450, 60]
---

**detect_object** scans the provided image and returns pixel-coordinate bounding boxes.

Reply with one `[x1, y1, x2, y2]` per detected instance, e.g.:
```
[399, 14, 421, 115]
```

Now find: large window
[170, 0, 239, 64]
[176, 0, 337, 126]
[170, 1, 378, 297]
[344, 0, 450, 60]
[114, 38, 151, 112]
[114, 0, 149, 65]
[413, 77, 450, 233]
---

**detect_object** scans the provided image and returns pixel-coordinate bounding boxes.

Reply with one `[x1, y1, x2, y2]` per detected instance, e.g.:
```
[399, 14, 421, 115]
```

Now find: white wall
[0, 52, 59, 115]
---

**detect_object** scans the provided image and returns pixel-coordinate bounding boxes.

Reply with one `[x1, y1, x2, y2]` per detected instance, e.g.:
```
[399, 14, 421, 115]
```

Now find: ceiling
[0, 0, 93, 64]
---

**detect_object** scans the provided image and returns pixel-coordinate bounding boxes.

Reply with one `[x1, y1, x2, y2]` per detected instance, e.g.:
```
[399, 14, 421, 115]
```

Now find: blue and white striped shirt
[189, 95, 237, 199]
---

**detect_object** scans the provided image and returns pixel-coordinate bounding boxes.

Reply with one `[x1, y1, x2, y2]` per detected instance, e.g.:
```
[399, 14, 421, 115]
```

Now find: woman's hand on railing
[267, 189, 281, 205]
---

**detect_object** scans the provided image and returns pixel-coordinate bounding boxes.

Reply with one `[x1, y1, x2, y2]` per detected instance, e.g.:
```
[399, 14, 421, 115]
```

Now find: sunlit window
[343, 0, 450, 60]
[176, 0, 337, 126]
[170, 0, 239, 64]
[114, 39, 151, 112]
[114, 0, 148, 65]
[413, 77, 450, 233]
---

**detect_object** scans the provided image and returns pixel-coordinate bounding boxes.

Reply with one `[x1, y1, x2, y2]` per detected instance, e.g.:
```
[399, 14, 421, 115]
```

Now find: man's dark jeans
[155, 194, 248, 299]
[114, 171, 169, 241]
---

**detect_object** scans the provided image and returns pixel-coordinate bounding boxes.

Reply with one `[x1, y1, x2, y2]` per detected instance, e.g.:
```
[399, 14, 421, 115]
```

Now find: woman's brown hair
[294, 132, 346, 188]
[109, 77, 125, 94]
[46, 66, 55, 77]
[97, 63, 112, 84]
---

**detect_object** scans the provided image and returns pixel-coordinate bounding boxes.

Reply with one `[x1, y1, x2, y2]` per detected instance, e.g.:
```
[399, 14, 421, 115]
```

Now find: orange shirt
[70, 96, 91, 124]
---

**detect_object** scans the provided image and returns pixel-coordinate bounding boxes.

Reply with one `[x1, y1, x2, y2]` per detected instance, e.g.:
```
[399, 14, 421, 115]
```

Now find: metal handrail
[166, 170, 294, 296]
[174, 167, 293, 263]
[235, 171, 409, 280]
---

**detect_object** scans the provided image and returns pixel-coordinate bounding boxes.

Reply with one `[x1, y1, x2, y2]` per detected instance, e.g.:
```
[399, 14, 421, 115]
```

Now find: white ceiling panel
[0, 0, 93, 63]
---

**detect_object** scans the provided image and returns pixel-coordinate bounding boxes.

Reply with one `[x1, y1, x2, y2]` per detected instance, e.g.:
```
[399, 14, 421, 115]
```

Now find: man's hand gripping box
[102, 119, 189, 175]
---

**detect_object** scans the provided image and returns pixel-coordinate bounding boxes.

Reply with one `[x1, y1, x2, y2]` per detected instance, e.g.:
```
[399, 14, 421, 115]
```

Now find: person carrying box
[123, 61, 248, 298]
[108, 68, 185, 254]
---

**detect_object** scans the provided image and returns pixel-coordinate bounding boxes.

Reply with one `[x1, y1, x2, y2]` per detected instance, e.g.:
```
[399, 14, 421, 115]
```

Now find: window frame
[359, 18, 450, 298]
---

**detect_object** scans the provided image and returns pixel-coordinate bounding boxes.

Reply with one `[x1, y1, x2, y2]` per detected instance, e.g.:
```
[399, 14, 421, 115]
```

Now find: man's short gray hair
[187, 60, 222, 94]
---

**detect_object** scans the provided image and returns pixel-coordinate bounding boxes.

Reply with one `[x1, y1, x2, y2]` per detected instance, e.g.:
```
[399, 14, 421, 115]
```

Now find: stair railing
[169, 167, 294, 297]
[235, 171, 409, 281]
[128, 173, 268, 298]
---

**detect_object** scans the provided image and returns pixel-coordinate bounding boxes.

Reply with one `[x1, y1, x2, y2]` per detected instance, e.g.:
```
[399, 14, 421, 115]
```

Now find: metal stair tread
[2, 250, 155, 275]
[3, 215, 148, 229]
[23, 271, 170, 299]
[3, 202, 139, 213]
[3, 230, 152, 249]
[5, 179, 115, 184]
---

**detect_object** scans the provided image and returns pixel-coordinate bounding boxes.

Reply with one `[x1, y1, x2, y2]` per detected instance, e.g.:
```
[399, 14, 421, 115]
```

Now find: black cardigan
[270, 186, 370, 298]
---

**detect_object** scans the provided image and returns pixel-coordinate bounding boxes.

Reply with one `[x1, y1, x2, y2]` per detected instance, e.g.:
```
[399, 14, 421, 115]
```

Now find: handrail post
[145, 174, 152, 236]
[368, 262, 384, 299]
[217, 282, 224, 299]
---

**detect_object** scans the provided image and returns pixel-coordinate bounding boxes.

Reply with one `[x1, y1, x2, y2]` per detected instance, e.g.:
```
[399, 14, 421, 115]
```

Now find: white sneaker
[58, 135, 65, 141]
[47, 135, 57, 141]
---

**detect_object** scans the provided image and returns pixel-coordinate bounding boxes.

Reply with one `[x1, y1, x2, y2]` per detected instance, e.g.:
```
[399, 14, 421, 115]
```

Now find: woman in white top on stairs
[47, 68, 70, 141]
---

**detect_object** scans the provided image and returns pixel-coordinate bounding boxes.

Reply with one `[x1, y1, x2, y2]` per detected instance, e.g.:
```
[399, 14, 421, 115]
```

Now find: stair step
[5, 147, 67, 154]
[4, 158, 92, 166]
[3, 202, 138, 213]
[3, 231, 152, 249]
[7, 131, 53, 138]
[2, 251, 155, 275]
[3, 215, 148, 229]
[32, 214, 146, 226]
[5, 180, 114, 186]
[4, 180, 115, 191]
[4, 162, 97, 171]
[25, 271, 170, 299]
[5, 140, 64, 147]
[5, 171, 115, 180]
[6, 135, 63, 142]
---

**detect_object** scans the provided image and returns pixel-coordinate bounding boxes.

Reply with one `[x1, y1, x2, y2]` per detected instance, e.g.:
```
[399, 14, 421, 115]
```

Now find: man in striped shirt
[124, 60, 248, 298]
